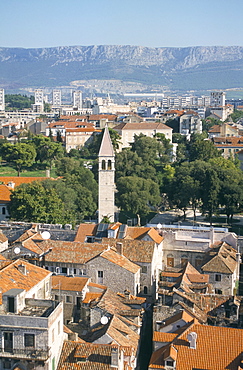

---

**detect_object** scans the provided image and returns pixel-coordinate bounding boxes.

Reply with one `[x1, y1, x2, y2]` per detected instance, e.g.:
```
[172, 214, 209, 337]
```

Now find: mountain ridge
[0, 45, 243, 92]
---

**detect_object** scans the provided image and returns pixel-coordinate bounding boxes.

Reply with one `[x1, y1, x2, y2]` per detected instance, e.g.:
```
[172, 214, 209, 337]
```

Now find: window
[3, 359, 11, 369]
[54, 295, 59, 301]
[2, 207, 6, 215]
[215, 274, 221, 282]
[24, 334, 35, 348]
[165, 360, 174, 367]
[144, 286, 148, 294]
[141, 266, 147, 274]
[102, 160, 106, 170]
[108, 159, 112, 170]
[181, 256, 188, 267]
[215, 289, 222, 294]
[167, 255, 174, 267]
[66, 295, 72, 303]
[98, 270, 104, 284]
[61, 267, 67, 274]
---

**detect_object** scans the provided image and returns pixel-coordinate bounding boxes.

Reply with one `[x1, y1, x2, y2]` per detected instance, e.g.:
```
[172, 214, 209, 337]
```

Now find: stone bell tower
[98, 126, 115, 223]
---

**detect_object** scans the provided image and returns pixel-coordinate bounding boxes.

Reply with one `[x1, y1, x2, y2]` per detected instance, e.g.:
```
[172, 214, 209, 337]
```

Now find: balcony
[0, 347, 50, 360]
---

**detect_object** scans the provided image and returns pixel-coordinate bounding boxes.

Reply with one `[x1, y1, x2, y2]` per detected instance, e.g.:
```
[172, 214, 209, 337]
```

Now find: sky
[1, 0, 243, 49]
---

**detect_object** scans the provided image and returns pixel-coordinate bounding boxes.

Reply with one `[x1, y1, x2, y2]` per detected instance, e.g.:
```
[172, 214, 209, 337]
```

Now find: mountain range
[0, 45, 243, 93]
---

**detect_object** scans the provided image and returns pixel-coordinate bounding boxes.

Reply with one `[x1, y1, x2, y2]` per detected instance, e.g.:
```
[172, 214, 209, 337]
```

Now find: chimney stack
[18, 264, 27, 275]
[116, 242, 123, 255]
[187, 332, 197, 349]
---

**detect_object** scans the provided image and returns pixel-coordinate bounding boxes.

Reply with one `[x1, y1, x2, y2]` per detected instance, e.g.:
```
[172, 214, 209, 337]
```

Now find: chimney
[124, 289, 130, 300]
[7, 181, 15, 189]
[187, 332, 197, 349]
[116, 242, 123, 255]
[111, 347, 119, 368]
[68, 332, 78, 341]
[18, 264, 27, 275]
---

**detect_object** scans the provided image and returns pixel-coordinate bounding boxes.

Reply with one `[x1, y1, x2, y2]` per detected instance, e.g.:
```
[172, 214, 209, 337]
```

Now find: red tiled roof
[100, 248, 140, 273]
[149, 323, 243, 370]
[52, 275, 89, 292]
[74, 224, 97, 242]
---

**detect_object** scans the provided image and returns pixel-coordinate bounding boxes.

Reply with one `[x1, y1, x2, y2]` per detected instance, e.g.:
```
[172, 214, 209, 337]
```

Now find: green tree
[1, 142, 36, 176]
[189, 138, 220, 162]
[115, 149, 157, 183]
[116, 176, 160, 226]
[8, 181, 65, 223]
[190, 161, 220, 224]
[131, 134, 160, 165]
[32, 135, 64, 169]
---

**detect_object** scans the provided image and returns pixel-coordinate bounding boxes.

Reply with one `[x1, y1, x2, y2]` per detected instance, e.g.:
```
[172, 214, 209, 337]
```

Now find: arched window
[144, 286, 148, 295]
[102, 160, 106, 170]
[108, 159, 112, 170]
[2, 207, 6, 215]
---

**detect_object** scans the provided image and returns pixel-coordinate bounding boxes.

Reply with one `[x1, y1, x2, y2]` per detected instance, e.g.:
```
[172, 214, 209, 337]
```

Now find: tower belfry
[98, 126, 115, 223]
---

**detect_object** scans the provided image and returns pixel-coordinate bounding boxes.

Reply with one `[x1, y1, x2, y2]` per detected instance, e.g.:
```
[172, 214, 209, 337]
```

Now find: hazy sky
[1, 0, 243, 49]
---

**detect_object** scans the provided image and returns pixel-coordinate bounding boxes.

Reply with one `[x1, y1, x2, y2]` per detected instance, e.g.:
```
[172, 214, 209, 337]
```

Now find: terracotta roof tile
[102, 238, 155, 263]
[0, 258, 51, 294]
[100, 249, 140, 273]
[57, 340, 120, 370]
[52, 275, 89, 292]
[35, 240, 107, 263]
[150, 323, 243, 369]
[0, 184, 11, 202]
[74, 224, 97, 242]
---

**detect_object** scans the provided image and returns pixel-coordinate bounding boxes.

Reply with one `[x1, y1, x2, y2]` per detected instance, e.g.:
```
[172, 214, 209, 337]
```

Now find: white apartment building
[33, 89, 44, 113]
[72, 90, 83, 110]
[210, 91, 226, 107]
[0, 89, 5, 111]
[52, 90, 62, 106]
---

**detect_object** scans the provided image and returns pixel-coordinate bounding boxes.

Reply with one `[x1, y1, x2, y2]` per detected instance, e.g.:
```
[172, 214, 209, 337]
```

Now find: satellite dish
[41, 231, 51, 240]
[14, 247, 20, 255]
[100, 316, 109, 325]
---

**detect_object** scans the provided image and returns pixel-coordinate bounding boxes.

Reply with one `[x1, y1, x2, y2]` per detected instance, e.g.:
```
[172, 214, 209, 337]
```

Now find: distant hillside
[0, 45, 243, 92]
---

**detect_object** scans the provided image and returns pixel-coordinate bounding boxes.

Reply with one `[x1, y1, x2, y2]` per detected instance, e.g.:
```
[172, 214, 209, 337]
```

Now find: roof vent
[187, 332, 197, 349]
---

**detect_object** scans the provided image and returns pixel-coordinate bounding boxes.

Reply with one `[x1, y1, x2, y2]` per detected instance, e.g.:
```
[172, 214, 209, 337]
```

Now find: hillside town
[1, 88, 243, 370]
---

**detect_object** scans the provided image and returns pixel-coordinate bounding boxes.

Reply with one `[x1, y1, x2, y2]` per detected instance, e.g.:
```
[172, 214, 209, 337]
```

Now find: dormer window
[165, 359, 175, 368]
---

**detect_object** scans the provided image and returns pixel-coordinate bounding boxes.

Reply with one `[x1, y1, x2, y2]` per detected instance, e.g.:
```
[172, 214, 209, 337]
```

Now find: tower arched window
[108, 160, 112, 170]
[102, 160, 106, 170]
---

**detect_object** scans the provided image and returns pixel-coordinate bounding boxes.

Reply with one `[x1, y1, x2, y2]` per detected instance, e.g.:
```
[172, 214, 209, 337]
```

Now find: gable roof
[74, 223, 98, 242]
[114, 121, 172, 131]
[201, 243, 237, 274]
[102, 238, 156, 263]
[35, 240, 107, 263]
[99, 248, 140, 274]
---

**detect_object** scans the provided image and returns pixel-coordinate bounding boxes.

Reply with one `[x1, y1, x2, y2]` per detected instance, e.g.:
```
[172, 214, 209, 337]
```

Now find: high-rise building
[98, 126, 115, 223]
[0, 88, 5, 111]
[210, 91, 226, 107]
[33, 89, 44, 112]
[72, 90, 83, 110]
[52, 89, 62, 106]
